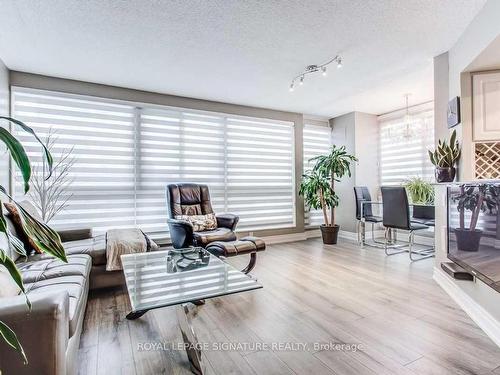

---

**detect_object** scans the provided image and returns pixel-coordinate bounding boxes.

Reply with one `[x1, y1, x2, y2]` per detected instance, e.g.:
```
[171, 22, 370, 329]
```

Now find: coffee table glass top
[121, 247, 262, 312]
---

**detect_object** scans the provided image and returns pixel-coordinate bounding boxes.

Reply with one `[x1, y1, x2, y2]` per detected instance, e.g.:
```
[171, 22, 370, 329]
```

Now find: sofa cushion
[17, 254, 91, 284]
[61, 235, 106, 266]
[193, 227, 237, 247]
[25, 275, 88, 337]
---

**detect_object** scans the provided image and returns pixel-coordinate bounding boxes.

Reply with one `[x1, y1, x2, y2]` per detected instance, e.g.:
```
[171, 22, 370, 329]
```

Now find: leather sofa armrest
[0, 291, 70, 374]
[216, 213, 239, 231]
[167, 218, 194, 249]
[57, 228, 93, 242]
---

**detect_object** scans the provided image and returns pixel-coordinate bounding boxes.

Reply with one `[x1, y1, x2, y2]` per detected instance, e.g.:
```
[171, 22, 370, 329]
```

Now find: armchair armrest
[216, 213, 239, 231]
[57, 228, 93, 242]
[0, 291, 70, 374]
[167, 218, 194, 249]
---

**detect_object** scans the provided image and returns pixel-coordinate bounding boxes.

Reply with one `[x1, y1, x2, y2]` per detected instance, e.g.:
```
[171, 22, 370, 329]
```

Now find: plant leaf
[0, 252, 25, 293]
[0, 128, 31, 193]
[0, 320, 27, 364]
[0, 116, 53, 179]
[0, 188, 67, 263]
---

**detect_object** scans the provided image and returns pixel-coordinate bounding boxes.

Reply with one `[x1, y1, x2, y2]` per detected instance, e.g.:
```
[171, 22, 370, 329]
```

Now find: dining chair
[354, 186, 383, 246]
[380, 186, 435, 261]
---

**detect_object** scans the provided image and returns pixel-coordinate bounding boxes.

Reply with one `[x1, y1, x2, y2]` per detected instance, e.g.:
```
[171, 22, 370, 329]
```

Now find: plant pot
[454, 228, 482, 252]
[320, 224, 340, 244]
[435, 167, 456, 183]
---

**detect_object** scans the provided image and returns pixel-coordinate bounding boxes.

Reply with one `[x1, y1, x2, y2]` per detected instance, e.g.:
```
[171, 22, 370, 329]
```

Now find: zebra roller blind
[11, 87, 295, 236]
[378, 102, 434, 186]
[303, 123, 332, 227]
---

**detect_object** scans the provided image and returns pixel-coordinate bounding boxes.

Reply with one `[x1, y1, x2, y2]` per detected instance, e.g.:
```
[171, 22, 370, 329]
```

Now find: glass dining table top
[121, 247, 262, 312]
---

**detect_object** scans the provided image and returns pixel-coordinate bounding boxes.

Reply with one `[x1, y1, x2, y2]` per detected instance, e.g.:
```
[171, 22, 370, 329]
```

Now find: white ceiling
[0, 0, 487, 118]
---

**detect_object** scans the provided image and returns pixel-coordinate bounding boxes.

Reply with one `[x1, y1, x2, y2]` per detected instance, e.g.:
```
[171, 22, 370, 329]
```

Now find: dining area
[354, 182, 435, 262]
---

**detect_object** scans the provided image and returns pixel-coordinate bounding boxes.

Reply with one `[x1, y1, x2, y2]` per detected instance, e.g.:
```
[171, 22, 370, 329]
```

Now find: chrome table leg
[177, 303, 205, 375]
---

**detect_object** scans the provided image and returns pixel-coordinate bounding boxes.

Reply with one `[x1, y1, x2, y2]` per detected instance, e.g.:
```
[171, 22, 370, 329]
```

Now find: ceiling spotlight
[288, 54, 342, 91]
[289, 83, 294, 92]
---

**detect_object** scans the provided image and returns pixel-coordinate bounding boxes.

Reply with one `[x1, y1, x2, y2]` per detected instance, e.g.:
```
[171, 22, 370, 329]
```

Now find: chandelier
[402, 93, 414, 140]
[289, 55, 342, 92]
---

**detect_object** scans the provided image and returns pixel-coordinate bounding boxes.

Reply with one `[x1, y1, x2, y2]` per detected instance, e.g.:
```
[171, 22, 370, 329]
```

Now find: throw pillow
[0, 265, 21, 298]
[181, 204, 202, 216]
[175, 213, 218, 232]
[4, 201, 44, 254]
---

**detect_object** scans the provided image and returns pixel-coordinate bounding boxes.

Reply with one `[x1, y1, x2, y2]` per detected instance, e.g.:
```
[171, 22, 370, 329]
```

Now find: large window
[303, 122, 332, 227]
[378, 102, 434, 186]
[11, 87, 295, 236]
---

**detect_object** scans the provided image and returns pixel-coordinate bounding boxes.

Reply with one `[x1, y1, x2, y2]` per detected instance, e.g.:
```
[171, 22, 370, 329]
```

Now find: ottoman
[205, 236, 266, 274]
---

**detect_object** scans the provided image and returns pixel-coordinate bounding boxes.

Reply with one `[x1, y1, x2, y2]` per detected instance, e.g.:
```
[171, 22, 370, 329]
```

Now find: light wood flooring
[78, 238, 500, 375]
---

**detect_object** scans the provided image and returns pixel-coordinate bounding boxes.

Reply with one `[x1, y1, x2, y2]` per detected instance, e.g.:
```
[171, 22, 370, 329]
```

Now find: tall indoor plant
[0, 117, 66, 365]
[300, 145, 357, 244]
[428, 129, 461, 182]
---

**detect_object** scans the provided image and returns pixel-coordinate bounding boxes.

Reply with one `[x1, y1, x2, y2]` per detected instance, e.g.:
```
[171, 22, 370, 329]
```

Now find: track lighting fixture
[288, 55, 342, 91]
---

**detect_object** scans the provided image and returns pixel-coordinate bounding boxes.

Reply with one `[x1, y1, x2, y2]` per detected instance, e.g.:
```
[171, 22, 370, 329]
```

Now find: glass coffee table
[121, 247, 262, 375]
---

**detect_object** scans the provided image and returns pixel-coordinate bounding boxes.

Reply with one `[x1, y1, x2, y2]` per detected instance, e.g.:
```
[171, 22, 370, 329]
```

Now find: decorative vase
[454, 228, 482, 252]
[320, 224, 340, 244]
[435, 167, 456, 183]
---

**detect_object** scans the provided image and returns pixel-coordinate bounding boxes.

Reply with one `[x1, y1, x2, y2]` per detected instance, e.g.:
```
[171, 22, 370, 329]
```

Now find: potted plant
[299, 145, 357, 244]
[452, 184, 495, 251]
[0, 116, 66, 365]
[428, 129, 461, 182]
[403, 176, 435, 219]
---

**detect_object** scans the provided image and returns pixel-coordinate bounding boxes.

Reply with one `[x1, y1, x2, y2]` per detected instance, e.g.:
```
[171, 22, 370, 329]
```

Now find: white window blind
[12, 88, 137, 233]
[303, 123, 332, 227]
[11, 87, 295, 235]
[378, 103, 434, 186]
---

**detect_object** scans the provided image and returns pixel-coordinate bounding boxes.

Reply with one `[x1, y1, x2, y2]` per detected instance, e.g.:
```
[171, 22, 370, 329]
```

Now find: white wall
[330, 113, 356, 232]
[330, 111, 379, 234]
[0, 58, 9, 191]
[433, 0, 500, 341]
[354, 112, 379, 200]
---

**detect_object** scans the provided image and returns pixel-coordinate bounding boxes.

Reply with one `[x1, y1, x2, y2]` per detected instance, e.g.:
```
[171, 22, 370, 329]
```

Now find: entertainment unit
[447, 182, 500, 291]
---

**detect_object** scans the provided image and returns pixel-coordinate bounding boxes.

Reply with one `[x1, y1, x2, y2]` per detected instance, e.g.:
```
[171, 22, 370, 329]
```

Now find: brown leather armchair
[166, 183, 239, 248]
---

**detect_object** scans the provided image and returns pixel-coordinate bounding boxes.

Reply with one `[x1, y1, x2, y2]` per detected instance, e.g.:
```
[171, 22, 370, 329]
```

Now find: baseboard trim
[260, 232, 309, 245]
[433, 267, 500, 348]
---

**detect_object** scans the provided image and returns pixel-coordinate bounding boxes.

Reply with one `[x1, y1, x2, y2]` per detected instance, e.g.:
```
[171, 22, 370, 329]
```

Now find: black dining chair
[380, 186, 434, 261]
[354, 186, 383, 246]
[411, 204, 435, 227]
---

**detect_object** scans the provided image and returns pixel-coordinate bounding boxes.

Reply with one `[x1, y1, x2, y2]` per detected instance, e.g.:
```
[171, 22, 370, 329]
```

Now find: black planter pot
[454, 228, 482, 252]
[320, 224, 340, 244]
[435, 167, 456, 183]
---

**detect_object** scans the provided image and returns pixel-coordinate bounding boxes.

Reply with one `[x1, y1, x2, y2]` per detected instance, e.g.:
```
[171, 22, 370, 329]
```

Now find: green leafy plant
[403, 176, 434, 205]
[300, 145, 357, 226]
[453, 184, 496, 231]
[299, 169, 337, 226]
[0, 116, 67, 365]
[428, 129, 461, 168]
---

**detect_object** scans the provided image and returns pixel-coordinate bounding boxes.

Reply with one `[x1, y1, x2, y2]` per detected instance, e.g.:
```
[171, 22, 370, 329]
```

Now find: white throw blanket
[106, 229, 153, 271]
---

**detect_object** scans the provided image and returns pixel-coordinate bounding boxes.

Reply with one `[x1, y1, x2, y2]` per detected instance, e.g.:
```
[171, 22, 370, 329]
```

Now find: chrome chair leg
[384, 227, 408, 256]
[370, 222, 386, 245]
[408, 231, 435, 262]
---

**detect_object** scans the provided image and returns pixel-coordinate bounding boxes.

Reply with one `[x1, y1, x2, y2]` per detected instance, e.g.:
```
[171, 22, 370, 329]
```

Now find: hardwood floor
[78, 238, 500, 375]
